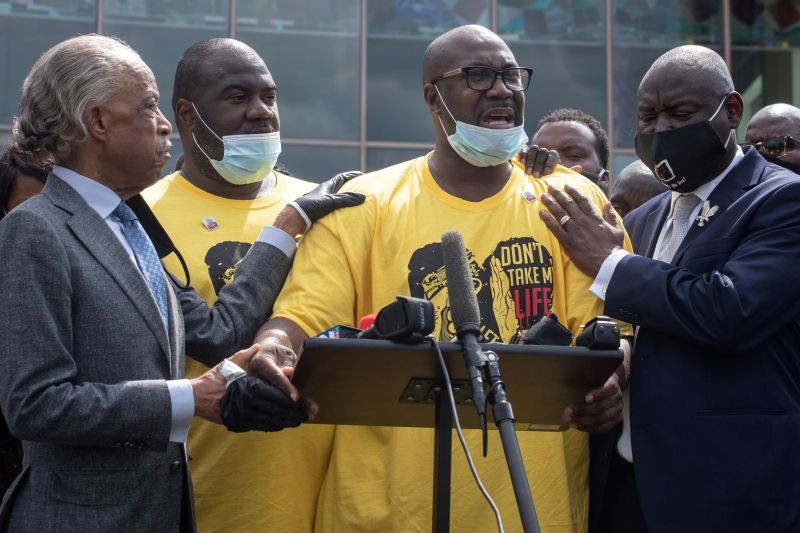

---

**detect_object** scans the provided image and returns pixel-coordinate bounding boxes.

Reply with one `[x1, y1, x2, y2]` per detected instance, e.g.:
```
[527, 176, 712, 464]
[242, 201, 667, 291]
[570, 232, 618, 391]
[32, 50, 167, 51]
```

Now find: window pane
[366, 0, 488, 143]
[279, 145, 359, 183]
[613, 0, 723, 45]
[368, 0, 488, 36]
[236, 0, 357, 32]
[498, 0, 604, 42]
[732, 0, 800, 46]
[0, 2, 96, 125]
[733, 48, 800, 139]
[366, 147, 431, 172]
[238, 1, 359, 141]
[104, 2, 228, 129]
[511, 42, 606, 135]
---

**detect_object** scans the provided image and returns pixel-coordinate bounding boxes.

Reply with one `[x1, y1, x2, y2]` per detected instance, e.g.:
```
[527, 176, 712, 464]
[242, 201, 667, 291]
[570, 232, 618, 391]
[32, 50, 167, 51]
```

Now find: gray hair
[13, 34, 145, 163]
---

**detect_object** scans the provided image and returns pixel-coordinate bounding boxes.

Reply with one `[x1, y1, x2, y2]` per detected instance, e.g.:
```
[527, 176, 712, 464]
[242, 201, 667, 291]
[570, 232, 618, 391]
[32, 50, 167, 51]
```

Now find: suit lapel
[45, 176, 173, 365]
[673, 149, 765, 263]
[642, 197, 670, 258]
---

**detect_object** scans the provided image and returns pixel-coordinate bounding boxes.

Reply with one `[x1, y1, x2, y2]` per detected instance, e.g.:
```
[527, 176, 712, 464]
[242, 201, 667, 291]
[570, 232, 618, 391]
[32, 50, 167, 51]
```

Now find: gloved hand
[220, 376, 308, 433]
[289, 170, 365, 230]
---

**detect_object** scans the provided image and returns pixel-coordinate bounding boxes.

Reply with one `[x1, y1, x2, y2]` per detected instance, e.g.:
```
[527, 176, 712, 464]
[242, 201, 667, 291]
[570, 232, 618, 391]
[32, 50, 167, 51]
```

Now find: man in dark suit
[0, 34, 358, 532]
[538, 45, 800, 532]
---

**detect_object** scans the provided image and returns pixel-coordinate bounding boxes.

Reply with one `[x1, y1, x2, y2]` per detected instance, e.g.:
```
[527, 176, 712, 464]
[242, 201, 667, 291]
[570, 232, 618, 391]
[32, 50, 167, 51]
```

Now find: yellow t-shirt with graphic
[143, 171, 333, 533]
[273, 155, 631, 533]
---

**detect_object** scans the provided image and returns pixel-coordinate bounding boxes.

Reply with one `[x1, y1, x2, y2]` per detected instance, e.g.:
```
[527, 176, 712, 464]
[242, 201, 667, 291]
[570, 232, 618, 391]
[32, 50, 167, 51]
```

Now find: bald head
[610, 160, 667, 219]
[640, 45, 733, 99]
[173, 38, 266, 112]
[745, 103, 800, 167]
[422, 25, 510, 84]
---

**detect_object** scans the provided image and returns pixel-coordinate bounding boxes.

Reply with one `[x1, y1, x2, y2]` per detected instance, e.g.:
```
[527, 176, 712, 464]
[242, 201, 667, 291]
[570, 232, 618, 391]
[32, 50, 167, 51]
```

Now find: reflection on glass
[498, 0, 604, 42]
[732, 0, 800, 46]
[733, 49, 798, 140]
[0, 0, 94, 18]
[0, 1, 96, 124]
[613, 0, 722, 45]
[280, 145, 359, 182]
[368, 0, 488, 36]
[237, 0, 358, 32]
[104, 0, 227, 28]
[512, 42, 606, 131]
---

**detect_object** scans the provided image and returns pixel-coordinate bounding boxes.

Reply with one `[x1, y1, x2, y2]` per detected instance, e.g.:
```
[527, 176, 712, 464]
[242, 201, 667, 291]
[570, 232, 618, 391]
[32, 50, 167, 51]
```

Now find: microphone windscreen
[358, 313, 377, 330]
[440, 230, 481, 327]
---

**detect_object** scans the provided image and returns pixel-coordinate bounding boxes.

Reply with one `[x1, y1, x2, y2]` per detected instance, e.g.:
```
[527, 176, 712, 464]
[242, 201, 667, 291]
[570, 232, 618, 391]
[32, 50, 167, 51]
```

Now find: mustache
[157, 139, 173, 155]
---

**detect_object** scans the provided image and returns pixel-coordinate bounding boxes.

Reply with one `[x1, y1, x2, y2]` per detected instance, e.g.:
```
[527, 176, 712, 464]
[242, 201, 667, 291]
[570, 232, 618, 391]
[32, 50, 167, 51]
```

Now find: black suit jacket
[603, 147, 800, 532]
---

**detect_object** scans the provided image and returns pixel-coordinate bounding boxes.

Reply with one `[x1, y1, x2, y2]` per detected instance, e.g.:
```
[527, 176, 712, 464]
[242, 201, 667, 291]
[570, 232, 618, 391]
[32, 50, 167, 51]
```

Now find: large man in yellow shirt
[144, 39, 361, 532]
[254, 25, 630, 532]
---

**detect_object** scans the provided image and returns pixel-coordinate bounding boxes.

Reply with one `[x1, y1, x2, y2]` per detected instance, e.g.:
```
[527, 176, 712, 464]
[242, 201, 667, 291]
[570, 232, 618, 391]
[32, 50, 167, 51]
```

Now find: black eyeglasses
[743, 135, 800, 157]
[429, 66, 533, 92]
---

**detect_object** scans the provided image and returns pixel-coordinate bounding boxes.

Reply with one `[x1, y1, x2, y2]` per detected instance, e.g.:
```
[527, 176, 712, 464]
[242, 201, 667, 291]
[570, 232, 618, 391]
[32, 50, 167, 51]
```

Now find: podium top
[292, 338, 621, 430]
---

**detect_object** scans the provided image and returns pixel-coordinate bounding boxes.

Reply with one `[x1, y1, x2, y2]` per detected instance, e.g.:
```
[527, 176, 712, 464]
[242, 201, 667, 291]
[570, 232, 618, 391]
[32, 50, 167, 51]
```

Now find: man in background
[608, 160, 666, 219]
[530, 108, 611, 193]
[744, 103, 800, 174]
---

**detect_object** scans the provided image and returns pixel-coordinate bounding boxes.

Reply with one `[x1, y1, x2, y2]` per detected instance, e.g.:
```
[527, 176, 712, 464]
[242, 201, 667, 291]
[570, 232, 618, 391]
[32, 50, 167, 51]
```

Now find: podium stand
[292, 338, 622, 532]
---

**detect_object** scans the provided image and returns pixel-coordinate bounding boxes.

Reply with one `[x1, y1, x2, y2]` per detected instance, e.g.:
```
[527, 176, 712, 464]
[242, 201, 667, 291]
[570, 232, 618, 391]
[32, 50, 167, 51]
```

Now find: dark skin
[253, 26, 619, 432]
[540, 56, 743, 279]
[744, 104, 800, 168]
[539, 49, 743, 429]
[174, 44, 305, 236]
[529, 121, 609, 191]
[175, 46, 281, 201]
[423, 28, 526, 202]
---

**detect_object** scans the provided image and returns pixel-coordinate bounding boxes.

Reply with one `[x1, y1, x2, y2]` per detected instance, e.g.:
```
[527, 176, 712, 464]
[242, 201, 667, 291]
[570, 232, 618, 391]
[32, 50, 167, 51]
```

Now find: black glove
[290, 170, 365, 228]
[220, 376, 308, 433]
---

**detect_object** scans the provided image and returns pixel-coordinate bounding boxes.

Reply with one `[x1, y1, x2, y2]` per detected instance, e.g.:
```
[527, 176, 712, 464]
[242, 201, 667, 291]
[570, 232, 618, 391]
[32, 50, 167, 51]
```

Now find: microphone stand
[480, 350, 540, 533]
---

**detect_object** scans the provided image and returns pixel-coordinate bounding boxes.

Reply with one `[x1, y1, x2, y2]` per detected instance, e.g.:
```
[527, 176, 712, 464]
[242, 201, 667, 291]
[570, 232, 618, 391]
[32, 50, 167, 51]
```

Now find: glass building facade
[1, 0, 799, 180]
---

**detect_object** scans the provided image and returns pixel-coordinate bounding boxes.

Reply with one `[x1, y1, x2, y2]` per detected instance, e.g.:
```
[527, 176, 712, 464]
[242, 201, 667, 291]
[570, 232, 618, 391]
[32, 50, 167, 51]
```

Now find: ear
[724, 91, 744, 129]
[175, 98, 196, 131]
[84, 105, 108, 142]
[423, 83, 442, 116]
[598, 169, 610, 191]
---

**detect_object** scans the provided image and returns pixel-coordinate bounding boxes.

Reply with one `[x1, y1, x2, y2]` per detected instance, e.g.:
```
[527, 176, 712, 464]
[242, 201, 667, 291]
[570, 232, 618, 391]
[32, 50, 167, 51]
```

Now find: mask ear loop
[709, 94, 735, 149]
[190, 102, 224, 163]
[433, 84, 459, 136]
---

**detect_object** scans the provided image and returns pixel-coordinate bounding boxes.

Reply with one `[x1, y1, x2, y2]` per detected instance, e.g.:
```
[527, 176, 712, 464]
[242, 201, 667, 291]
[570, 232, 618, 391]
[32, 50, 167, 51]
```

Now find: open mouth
[480, 107, 516, 129]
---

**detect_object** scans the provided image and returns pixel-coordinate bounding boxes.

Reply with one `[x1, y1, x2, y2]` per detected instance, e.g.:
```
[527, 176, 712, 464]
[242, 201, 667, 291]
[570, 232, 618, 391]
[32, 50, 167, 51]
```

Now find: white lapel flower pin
[695, 200, 719, 227]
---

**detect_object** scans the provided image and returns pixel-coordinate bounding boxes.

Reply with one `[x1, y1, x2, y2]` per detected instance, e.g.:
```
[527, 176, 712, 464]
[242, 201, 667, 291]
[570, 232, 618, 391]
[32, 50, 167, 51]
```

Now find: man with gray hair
[0, 34, 356, 532]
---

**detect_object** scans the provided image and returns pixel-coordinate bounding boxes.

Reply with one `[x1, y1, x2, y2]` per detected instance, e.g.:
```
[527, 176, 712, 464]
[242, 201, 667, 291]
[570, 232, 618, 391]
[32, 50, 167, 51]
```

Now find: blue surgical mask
[191, 103, 281, 185]
[434, 86, 528, 167]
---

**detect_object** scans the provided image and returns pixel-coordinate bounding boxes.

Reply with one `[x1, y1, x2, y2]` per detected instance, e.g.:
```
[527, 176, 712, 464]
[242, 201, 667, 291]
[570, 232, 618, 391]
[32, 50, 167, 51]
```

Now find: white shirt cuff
[590, 248, 630, 301]
[257, 226, 297, 260]
[167, 379, 194, 443]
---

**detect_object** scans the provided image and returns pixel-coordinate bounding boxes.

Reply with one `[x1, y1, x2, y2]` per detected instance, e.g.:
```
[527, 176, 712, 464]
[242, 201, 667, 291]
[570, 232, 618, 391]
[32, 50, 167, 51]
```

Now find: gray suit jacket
[0, 175, 291, 532]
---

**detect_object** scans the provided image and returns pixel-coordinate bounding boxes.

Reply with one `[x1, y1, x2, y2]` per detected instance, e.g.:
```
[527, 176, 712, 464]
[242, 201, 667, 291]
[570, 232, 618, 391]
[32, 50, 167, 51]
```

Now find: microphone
[440, 230, 487, 420]
[357, 296, 434, 342]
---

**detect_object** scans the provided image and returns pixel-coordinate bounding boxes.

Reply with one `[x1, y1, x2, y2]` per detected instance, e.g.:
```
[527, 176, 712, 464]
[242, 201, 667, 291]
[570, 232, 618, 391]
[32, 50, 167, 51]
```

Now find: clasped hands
[191, 344, 314, 433]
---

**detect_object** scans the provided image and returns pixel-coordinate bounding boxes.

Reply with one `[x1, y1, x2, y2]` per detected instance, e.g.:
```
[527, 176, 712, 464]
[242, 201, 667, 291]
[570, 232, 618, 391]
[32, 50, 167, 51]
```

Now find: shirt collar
[669, 144, 744, 211]
[52, 165, 123, 220]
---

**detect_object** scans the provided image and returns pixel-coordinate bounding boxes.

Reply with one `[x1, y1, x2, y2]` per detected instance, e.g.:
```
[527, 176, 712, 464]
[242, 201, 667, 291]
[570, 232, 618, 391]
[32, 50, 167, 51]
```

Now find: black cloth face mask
[634, 96, 733, 193]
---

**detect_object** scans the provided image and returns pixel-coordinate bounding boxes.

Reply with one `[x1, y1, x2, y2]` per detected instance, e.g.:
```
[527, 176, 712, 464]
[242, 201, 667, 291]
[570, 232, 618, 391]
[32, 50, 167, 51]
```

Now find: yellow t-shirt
[273, 155, 630, 533]
[143, 171, 334, 533]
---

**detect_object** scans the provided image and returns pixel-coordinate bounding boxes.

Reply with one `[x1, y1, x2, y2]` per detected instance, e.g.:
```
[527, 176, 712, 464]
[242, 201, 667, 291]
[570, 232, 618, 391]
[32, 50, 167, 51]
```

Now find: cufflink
[219, 358, 247, 387]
